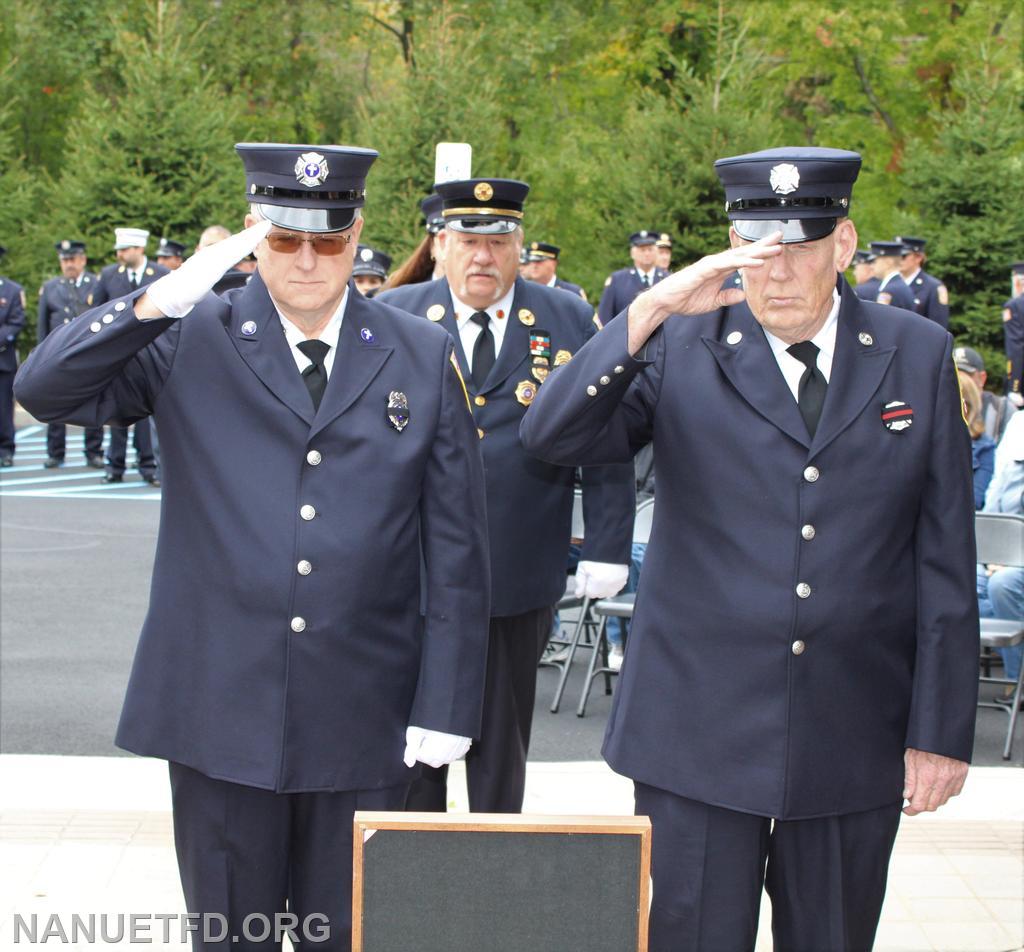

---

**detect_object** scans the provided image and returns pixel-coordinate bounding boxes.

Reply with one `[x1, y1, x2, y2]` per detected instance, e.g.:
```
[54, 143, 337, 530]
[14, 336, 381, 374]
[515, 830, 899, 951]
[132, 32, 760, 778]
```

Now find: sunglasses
[266, 232, 352, 256]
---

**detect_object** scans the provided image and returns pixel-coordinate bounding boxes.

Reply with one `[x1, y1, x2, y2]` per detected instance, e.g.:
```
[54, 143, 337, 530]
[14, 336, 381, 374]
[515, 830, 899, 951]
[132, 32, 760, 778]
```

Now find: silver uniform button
[803, 466, 819, 483]
[614, 365, 625, 374]
[586, 385, 598, 396]
[726, 331, 743, 345]
[290, 617, 306, 633]
[300, 505, 316, 521]
[801, 524, 816, 540]
[796, 582, 811, 598]
[792, 640, 806, 656]
[306, 450, 322, 466]
[600, 375, 611, 385]
[89, 322, 101, 332]
[114, 302, 127, 312]
[102, 313, 114, 324]
[297, 560, 312, 576]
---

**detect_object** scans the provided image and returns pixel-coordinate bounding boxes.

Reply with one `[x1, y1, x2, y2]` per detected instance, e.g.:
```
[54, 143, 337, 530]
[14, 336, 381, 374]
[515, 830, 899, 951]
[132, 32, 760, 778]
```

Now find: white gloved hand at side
[145, 218, 271, 318]
[573, 561, 630, 599]
[1010, 392, 1024, 409]
[403, 726, 472, 769]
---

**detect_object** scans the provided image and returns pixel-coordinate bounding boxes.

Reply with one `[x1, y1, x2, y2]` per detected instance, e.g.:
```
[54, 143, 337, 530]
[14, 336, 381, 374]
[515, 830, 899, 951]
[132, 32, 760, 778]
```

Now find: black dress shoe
[142, 475, 161, 488]
[44, 457, 63, 469]
[0, 457, 13, 467]
[85, 456, 105, 469]
[103, 473, 123, 483]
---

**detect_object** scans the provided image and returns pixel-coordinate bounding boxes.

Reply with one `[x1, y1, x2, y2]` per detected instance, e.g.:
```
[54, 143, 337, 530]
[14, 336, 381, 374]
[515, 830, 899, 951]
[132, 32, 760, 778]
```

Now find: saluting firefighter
[597, 230, 670, 328]
[92, 228, 168, 485]
[379, 178, 635, 814]
[15, 142, 490, 952]
[37, 240, 104, 468]
[896, 235, 949, 329]
[522, 147, 977, 951]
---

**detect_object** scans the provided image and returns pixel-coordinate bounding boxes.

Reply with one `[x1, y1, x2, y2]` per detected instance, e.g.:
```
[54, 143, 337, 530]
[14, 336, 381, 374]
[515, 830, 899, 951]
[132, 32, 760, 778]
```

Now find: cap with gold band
[715, 147, 861, 244]
[526, 241, 559, 262]
[435, 178, 529, 235]
[236, 142, 378, 234]
[655, 232, 673, 248]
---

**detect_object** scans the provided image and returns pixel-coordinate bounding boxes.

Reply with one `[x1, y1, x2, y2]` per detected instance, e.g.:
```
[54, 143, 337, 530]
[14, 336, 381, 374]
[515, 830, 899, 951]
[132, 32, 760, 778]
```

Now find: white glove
[1010, 392, 1024, 409]
[146, 219, 271, 318]
[574, 561, 630, 599]
[403, 726, 472, 769]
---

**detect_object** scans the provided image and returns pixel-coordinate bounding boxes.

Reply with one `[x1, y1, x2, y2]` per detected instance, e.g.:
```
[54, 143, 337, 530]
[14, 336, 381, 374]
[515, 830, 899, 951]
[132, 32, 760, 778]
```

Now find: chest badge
[515, 380, 538, 407]
[881, 400, 913, 432]
[387, 391, 410, 432]
[554, 349, 573, 367]
[518, 308, 535, 327]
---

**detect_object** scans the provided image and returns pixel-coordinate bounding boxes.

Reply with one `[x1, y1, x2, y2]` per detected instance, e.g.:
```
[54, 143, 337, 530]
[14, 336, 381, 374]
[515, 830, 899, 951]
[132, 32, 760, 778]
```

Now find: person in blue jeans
[977, 443, 1024, 707]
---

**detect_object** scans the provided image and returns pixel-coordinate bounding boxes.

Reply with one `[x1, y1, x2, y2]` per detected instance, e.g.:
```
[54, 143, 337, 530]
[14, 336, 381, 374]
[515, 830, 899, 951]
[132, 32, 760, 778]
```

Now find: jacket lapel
[480, 277, 531, 395]
[309, 285, 393, 439]
[428, 280, 473, 392]
[702, 301, 811, 449]
[227, 273, 315, 426]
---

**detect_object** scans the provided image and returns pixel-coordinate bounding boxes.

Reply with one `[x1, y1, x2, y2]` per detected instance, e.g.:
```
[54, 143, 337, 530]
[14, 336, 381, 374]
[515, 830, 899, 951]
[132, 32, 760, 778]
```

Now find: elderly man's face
[116, 246, 146, 269]
[59, 253, 86, 279]
[441, 228, 521, 310]
[524, 257, 557, 285]
[732, 219, 857, 344]
[247, 214, 362, 326]
[630, 243, 657, 271]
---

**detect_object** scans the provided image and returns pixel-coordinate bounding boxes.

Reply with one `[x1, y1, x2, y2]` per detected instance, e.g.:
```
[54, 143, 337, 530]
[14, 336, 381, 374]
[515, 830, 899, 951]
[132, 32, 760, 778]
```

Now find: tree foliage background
[1, 0, 1022, 377]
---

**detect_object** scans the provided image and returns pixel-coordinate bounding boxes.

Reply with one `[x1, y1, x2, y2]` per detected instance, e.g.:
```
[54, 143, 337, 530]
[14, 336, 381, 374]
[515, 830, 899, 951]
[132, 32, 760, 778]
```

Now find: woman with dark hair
[382, 194, 446, 291]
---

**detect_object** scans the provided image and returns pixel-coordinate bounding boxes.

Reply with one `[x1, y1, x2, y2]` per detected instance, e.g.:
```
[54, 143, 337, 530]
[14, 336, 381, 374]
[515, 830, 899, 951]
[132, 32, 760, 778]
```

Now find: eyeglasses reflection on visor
[266, 233, 351, 256]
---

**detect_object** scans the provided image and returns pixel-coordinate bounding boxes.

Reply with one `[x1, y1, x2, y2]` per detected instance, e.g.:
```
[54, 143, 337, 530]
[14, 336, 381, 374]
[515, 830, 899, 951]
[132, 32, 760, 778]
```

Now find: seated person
[960, 372, 995, 509]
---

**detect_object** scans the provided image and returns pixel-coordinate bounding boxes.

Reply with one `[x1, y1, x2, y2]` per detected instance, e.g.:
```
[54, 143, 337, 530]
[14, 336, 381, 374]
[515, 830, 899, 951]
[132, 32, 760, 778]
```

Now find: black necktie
[470, 311, 495, 389]
[297, 339, 331, 411]
[641, 273, 651, 288]
[787, 340, 827, 438]
[129, 271, 139, 288]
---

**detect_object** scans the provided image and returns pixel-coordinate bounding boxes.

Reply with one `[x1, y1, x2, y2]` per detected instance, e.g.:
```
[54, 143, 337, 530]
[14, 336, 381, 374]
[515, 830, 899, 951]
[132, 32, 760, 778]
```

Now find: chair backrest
[975, 512, 1024, 567]
[570, 488, 585, 541]
[633, 498, 655, 545]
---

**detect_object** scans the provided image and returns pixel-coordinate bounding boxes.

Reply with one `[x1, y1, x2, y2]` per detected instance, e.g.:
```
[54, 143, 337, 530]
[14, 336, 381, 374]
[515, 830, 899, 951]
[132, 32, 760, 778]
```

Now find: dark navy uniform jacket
[853, 276, 881, 301]
[93, 259, 169, 304]
[598, 266, 669, 328]
[875, 272, 916, 312]
[379, 276, 634, 617]
[0, 277, 26, 373]
[38, 272, 99, 340]
[15, 274, 490, 793]
[1004, 293, 1024, 399]
[520, 280, 978, 820]
[905, 269, 949, 329]
[553, 277, 587, 301]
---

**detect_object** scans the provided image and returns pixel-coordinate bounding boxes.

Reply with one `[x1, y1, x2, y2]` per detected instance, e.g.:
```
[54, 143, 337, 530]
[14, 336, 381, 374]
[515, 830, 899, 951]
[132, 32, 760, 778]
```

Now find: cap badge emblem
[387, 391, 410, 432]
[770, 163, 800, 195]
[61, 240, 70, 250]
[881, 400, 913, 432]
[474, 182, 494, 202]
[241, 321, 257, 336]
[295, 151, 329, 188]
[426, 304, 445, 322]
[360, 247, 374, 262]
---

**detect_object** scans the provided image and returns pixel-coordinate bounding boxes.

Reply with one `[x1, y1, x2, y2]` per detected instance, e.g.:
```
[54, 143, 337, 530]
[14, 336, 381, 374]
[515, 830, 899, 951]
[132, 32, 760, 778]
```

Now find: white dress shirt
[275, 287, 349, 379]
[452, 285, 516, 375]
[762, 289, 840, 401]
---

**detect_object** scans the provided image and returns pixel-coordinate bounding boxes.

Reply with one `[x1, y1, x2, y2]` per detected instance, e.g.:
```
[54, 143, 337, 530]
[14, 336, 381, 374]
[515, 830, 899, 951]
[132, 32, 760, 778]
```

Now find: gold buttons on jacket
[474, 395, 486, 406]
[792, 640, 806, 655]
[796, 582, 811, 598]
[306, 450, 322, 466]
[291, 617, 307, 633]
[801, 524, 815, 540]
[297, 560, 312, 576]
[803, 466, 819, 483]
[300, 505, 316, 521]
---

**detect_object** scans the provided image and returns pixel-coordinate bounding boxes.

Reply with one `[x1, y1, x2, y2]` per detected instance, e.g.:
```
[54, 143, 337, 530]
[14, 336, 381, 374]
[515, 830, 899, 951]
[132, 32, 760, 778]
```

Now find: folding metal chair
[577, 498, 655, 717]
[975, 512, 1024, 760]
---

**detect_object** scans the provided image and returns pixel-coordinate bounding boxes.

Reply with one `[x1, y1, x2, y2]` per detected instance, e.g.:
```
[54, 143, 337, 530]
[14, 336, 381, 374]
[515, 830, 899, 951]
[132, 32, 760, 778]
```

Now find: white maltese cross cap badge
[295, 152, 329, 188]
[769, 163, 800, 195]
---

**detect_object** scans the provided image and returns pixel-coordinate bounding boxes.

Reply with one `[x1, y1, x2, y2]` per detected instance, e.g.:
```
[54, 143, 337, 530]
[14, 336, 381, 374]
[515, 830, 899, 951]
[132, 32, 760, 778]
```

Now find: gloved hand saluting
[403, 726, 472, 769]
[142, 218, 272, 319]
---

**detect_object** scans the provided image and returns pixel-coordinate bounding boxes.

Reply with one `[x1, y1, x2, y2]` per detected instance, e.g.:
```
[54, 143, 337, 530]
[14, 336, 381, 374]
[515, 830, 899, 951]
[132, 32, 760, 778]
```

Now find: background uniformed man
[869, 239, 916, 310]
[851, 247, 880, 300]
[15, 142, 490, 952]
[154, 236, 186, 271]
[379, 178, 635, 814]
[37, 240, 104, 467]
[655, 232, 673, 271]
[92, 227, 167, 485]
[522, 240, 587, 300]
[0, 244, 25, 467]
[351, 244, 391, 296]
[522, 147, 977, 951]
[1003, 278, 1024, 408]
[897, 235, 949, 329]
[597, 230, 669, 328]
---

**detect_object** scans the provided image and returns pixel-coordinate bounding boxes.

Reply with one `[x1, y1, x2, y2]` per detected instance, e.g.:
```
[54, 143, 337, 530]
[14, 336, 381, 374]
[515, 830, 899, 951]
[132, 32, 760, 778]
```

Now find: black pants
[106, 418, 156, 476]
[0, 369, 14, 457]
[635, 782, 902, 952]
[169, 763, 407, 951]
[405, 606, 554, 814]
[47, 422, 103, 461]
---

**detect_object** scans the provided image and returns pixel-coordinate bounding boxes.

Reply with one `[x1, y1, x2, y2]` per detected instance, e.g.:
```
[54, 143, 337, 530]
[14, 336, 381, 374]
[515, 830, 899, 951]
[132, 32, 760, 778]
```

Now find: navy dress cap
[526, 241, 560, 261]
[897, 235, 927, 254]
[236, 142, 379, 234]
[852, 249, 875, 265]
[352, 245, 392, 279]
[869, 240, 906, 258]
[715, 146, 861, 243]
[629, 231, 657, 247]
[420, 193, 445, 234]
[434, 178, 529, 234]
[1013, 262, 1024, 275]
[156, 238, 187, 258]
[55, 240, 87, 257]
[655, 232, 673, 248]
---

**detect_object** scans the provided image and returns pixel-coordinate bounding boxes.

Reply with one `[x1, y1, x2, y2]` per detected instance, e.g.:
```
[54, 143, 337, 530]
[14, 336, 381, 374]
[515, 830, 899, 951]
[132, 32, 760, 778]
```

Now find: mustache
[466, 267, 502, 280]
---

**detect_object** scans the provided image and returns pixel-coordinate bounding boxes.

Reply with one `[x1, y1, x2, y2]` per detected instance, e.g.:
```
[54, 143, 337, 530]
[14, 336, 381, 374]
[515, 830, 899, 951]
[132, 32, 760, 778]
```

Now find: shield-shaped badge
[387, 391, 410, 432]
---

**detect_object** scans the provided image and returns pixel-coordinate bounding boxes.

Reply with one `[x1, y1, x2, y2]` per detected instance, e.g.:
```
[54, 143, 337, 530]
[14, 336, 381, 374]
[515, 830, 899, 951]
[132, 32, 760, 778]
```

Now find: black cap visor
[255, 202, 357, 234]
[732, 217, 837, 244]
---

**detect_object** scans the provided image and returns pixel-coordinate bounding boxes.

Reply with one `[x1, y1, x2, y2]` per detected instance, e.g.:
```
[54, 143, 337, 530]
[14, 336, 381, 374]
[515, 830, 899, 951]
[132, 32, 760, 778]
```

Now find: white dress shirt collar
[275, 287, 349, 378]
[452, 283, 517, 369]
[762, 288, 841, 400]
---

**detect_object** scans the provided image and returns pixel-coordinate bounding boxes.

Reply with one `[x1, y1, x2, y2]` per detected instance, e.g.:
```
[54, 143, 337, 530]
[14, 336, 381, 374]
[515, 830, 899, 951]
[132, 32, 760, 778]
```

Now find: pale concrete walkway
[1, 756, 1021, 950]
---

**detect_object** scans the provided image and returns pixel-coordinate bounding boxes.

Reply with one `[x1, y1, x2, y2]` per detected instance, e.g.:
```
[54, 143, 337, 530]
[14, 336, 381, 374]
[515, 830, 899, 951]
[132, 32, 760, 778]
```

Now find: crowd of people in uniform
[2, 139, 1016, 951]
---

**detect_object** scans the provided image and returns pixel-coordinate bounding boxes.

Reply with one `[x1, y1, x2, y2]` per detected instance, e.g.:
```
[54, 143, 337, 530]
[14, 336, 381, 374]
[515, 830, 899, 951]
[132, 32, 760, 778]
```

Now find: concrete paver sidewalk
[1, 756, 1021, 951]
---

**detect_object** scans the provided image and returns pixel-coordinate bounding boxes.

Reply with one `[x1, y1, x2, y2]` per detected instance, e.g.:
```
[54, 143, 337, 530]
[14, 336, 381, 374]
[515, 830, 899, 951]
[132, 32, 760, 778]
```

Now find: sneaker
[608, 646, 624, 671]
[543, 645, 571, 664]
[993, 690, 1024, 710]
